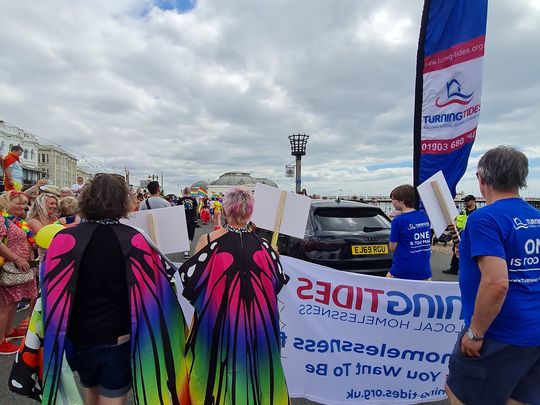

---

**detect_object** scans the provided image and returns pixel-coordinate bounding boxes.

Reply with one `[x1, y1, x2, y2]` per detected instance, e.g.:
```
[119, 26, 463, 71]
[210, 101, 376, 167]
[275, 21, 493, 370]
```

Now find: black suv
[261, 199, 393, 275]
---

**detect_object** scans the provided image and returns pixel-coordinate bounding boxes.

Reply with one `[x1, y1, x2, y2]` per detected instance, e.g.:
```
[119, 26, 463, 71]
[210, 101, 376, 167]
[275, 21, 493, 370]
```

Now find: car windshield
[313, 207, 391, 233]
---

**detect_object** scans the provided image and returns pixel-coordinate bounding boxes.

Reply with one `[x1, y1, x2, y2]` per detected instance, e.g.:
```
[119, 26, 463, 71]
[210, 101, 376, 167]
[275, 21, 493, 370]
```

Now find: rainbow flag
[197, 186, 208, 197]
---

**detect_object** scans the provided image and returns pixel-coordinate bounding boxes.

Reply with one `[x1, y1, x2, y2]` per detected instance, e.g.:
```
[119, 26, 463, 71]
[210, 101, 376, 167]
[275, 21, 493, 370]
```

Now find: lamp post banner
[285, 165, 294, 178]
[413, 0, 488, 196]
[279, 256, 463, 404]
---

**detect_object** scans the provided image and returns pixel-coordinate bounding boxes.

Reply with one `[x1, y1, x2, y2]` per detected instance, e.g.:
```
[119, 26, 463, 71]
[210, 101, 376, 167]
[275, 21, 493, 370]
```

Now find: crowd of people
[0, 181, 72, 356]
[0, 145, 538, 405]
[0, 155, 288, 404]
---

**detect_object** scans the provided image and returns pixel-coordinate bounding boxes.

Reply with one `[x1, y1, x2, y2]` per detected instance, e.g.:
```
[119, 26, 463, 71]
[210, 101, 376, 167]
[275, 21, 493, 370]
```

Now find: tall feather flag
[413, 0, 488, 196]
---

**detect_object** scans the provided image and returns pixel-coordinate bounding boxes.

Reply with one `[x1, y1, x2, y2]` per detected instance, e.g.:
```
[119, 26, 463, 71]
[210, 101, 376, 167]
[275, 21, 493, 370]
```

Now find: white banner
[279, 257, 463, 404]
[286, 165, 294, 178]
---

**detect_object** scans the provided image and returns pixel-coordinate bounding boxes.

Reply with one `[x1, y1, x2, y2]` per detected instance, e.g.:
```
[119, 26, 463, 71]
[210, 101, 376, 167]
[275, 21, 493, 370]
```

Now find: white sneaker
[17, 301, 30, 312]
[184, 252, 190, 258]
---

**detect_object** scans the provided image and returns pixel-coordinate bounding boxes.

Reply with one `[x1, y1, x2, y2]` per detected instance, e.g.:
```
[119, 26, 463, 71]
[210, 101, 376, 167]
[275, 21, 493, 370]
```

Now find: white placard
[417, 171, 459, 238]
[121, 205, 190, 254]
[251, 183, 311, 239]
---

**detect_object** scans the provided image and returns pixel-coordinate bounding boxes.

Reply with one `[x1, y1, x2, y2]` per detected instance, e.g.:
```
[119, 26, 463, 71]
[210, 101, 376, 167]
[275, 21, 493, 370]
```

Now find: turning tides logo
[435, 79, 474, 108]
[514, 217, 528, 230]
[422, 78, 480, 128]
[513, 217, 540, 230]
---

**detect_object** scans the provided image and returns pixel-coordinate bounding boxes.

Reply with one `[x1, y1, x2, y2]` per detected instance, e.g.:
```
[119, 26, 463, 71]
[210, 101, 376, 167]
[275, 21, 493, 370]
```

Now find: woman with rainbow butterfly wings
[180, 187, 291, 405]
[10, 173, 190, 405]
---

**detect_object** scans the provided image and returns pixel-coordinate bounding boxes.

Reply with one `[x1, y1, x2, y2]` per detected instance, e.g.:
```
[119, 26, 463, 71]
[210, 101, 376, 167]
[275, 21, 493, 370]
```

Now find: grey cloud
[0, 1, 538, 196]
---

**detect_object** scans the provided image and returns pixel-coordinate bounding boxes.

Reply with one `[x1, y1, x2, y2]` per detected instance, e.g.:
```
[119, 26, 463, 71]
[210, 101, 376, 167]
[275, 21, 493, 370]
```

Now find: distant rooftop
[207, 171, 277, 187]
[191, 180, 209, 189]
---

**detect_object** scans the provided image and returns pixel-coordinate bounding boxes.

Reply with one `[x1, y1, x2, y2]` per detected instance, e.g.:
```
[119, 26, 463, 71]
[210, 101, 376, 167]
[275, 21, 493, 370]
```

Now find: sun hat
[39, 184, 61, 196]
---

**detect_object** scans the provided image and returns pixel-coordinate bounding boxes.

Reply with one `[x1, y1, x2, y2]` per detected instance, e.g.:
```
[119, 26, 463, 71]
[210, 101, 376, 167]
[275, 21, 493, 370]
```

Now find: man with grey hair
[446, 146, 540, 405]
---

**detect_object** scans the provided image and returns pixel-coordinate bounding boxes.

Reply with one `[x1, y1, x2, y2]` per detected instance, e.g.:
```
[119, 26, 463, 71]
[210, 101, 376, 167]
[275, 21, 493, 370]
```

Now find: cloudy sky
[1, 0, 539, 196]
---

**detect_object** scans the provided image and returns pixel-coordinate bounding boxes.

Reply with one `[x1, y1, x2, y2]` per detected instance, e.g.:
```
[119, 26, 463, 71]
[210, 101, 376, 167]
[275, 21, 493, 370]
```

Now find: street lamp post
[288, 134, 309, 194]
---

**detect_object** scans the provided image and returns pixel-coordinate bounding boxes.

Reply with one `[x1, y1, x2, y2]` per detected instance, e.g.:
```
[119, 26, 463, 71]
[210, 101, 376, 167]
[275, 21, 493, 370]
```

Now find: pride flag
[197, 186, 208, 197]
[413, 0, 488, 196]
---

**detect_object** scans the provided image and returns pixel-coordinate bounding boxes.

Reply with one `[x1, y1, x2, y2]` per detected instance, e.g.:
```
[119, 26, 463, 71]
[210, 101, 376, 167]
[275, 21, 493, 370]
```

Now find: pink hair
[223, 187, 254, 224]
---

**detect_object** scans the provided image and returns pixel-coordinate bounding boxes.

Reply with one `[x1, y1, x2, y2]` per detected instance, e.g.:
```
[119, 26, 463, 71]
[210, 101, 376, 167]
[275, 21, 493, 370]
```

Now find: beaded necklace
[225, 224, 249, 234]
[2, 211, 36, 244]
[86, 218, 120, 225]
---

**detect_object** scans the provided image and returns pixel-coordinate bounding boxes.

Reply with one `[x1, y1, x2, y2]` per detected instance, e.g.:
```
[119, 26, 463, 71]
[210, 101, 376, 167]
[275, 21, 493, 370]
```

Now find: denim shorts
[66, 340, 132, 398]
[447, 333, 540, 405]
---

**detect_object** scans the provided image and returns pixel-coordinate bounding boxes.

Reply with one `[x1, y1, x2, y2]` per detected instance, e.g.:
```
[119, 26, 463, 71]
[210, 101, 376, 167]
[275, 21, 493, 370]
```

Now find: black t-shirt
[68, 224, 130, 347]
[178, 196, 198, 221]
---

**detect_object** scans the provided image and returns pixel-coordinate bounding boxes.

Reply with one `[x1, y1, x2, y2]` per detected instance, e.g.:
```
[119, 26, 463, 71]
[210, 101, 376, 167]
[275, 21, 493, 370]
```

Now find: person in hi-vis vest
[443, 194, 477, 275]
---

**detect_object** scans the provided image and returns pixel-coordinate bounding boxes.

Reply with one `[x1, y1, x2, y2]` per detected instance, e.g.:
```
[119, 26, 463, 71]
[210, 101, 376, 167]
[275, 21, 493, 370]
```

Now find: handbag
[0, 260, 37, 286]
[0, 217, 37, 286]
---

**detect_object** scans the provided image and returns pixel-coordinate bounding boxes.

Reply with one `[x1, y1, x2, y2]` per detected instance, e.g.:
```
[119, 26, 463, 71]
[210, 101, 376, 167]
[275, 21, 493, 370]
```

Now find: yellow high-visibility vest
[456, 207, 477, 231]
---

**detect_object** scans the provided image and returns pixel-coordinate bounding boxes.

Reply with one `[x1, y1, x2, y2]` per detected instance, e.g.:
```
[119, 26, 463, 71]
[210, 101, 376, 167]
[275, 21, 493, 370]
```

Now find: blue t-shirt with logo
[459, 198, 540, 346]
[389, 210, 432, 280]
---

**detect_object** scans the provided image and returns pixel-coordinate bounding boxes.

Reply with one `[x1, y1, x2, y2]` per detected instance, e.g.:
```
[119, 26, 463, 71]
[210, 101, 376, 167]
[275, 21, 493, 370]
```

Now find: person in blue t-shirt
[387, 184, 431, 280]
[446, 146, 540, 405]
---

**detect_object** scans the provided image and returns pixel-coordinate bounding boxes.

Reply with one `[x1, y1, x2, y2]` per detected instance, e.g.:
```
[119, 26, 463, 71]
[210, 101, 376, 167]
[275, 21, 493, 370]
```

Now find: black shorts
[67, 340, 132, 398]
[447, 333, 540, 405]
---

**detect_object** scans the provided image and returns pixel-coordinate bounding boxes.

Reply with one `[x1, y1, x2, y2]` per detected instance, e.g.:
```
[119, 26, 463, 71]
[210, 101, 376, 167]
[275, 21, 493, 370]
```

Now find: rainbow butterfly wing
[180, 233, 289, 405]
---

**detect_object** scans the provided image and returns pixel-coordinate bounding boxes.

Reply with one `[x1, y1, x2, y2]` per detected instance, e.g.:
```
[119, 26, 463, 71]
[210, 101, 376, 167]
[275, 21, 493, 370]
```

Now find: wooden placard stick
[271, 191, 288, 250]
[431, 181, 460, 244]
[147, 212, 159, 245]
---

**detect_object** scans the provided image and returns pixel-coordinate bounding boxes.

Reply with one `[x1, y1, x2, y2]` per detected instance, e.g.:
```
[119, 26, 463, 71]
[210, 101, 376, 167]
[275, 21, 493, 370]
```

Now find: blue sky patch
[154, 0, 196, 13]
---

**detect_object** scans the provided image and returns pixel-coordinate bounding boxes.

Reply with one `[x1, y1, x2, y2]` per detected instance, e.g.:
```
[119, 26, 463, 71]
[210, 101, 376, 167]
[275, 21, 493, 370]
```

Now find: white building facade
[38, 145, 78, 188]
[0, 121, 44, 187]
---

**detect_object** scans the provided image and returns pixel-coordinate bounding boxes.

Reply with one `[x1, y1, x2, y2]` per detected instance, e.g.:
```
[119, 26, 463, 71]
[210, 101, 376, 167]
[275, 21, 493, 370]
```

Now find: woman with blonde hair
[28, 192, 59, 264]
[23, 192, 60, 332]
[0, 191, 37, 355]
[28, 192, 59, 235]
